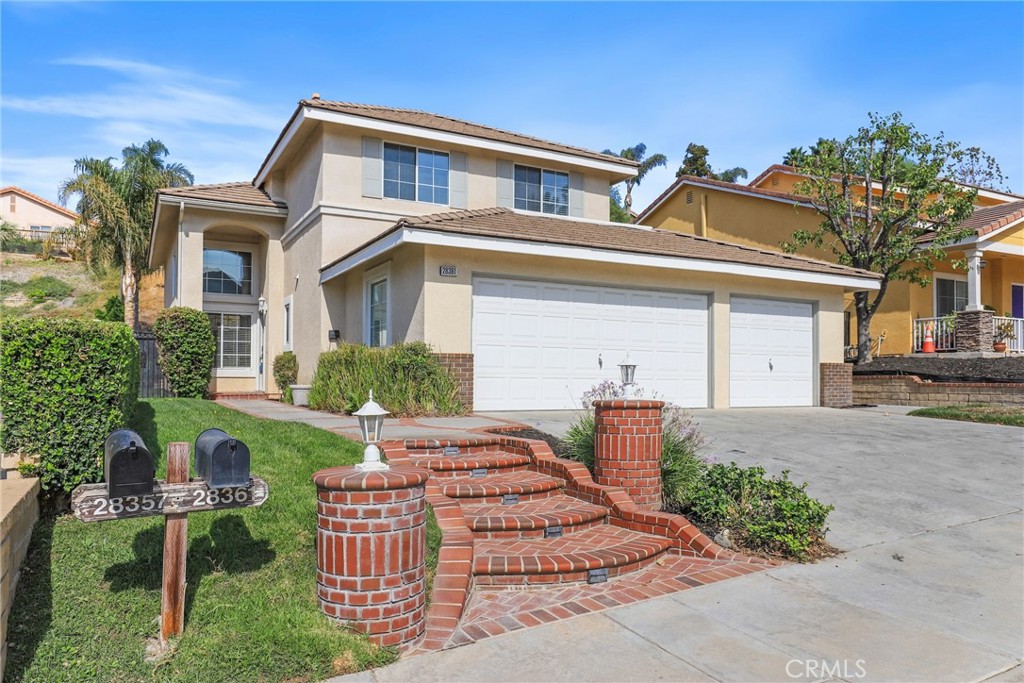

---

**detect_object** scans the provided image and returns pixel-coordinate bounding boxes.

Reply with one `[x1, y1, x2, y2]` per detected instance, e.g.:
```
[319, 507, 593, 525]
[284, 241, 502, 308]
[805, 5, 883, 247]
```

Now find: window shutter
[496, 159, 514, 208]
[362, 136, 383, 198]
[450, 152, 468, 209]
[569, 172, 585, 217]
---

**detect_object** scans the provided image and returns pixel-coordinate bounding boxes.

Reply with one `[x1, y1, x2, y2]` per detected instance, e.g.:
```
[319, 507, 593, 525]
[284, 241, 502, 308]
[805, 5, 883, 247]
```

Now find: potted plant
[993, 321, 1015, 353]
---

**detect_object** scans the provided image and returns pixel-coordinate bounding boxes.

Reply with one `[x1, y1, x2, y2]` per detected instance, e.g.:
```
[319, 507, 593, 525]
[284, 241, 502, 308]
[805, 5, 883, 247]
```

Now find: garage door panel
[730, 297, 813, 408]
[473, 277, 709, 411]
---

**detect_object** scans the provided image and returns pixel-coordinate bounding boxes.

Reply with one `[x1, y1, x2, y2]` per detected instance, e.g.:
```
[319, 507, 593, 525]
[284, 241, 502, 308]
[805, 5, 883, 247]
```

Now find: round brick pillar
[593, 399, 664, 510]
[313, 465, 430, 649]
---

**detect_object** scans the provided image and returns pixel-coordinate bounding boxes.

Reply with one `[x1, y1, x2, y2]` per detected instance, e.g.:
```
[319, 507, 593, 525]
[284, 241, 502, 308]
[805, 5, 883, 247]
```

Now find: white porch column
[965, 249, 984, 311]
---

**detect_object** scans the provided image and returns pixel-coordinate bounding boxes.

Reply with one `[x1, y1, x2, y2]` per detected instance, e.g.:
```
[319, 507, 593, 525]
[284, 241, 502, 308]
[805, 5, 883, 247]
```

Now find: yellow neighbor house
[638, 165, 1024, 355]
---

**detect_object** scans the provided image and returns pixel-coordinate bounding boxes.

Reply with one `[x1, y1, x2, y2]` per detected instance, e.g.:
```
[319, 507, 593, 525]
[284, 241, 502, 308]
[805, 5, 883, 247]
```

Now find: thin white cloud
[1, 155, 78, 201]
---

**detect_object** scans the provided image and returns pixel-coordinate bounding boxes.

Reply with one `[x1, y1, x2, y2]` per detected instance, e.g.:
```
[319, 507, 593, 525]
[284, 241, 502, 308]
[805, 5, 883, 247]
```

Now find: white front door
[472, 277, 708, 411]
[729, 297, 814, 407]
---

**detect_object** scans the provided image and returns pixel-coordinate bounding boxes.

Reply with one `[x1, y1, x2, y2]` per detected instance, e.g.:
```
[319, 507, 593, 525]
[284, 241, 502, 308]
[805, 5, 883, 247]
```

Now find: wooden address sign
[72, 477, 268, 522]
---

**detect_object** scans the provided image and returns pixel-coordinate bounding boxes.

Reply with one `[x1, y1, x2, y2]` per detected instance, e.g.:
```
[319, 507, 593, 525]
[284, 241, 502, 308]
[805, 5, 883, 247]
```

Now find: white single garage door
[729, 297, 814, 407]
[473, 277, 708, 411]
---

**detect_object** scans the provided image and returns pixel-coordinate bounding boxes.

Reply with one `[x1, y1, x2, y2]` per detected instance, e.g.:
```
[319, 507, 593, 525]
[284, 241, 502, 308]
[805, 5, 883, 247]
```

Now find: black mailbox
[104, 429, 156, 498]
[194, 428, 250, 488]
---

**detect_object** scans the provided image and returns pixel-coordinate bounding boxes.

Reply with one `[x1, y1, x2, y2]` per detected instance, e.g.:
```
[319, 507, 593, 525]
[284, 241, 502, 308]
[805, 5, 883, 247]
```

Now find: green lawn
[5, 398, 428, 682]
[908, 404, 1024, 427]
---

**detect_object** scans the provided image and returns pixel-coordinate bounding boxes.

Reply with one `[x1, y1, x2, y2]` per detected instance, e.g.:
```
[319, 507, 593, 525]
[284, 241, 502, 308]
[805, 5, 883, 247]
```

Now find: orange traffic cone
[922, 324, 936, 353]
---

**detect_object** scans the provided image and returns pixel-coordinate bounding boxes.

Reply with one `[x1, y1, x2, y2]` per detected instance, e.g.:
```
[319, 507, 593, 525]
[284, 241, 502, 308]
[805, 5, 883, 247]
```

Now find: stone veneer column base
[592, 399, 664, 511]
[312, 465, 430, 650]
[819, 362, 853, 407]
[955, 310, 995, 353]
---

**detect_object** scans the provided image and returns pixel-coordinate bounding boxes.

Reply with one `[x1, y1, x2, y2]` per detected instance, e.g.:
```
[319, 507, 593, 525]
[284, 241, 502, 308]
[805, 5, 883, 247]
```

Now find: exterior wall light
[354, 390, 390, 471]
[258, 296, 269, 317]
[619, 355, 637, 398]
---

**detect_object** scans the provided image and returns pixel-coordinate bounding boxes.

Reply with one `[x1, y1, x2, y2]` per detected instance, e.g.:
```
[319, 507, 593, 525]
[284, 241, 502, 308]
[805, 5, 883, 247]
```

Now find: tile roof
[300, 99, 637, 168]
[636, 174, 808, 222]
[325, 207, 879, 281]
[748, 164, 798, 187]
[961, 200, 1024, 237]
[157, 182, 286, 209]
[0, 186, 78, 220]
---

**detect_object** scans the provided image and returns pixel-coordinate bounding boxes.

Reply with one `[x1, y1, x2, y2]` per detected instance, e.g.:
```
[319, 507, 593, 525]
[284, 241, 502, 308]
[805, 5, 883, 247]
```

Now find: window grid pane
[207, 312, 253, 369]
[384, 143, 417, 200]
[515, 165, 568, 214]
[203, 249, 253, 295]
[417, 149, 450, 205]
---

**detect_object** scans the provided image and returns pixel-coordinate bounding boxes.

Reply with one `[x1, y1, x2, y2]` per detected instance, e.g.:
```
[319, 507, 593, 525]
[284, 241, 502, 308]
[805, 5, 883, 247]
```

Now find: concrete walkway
[321, 407, 1023, 683]
[217, 399, 520, 441]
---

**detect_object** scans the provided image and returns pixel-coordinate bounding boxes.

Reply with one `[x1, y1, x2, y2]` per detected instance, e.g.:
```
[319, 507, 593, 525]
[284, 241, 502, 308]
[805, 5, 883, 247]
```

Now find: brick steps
[472, 526, 673, 586]
[409, 451, 532, 477]
[461, 494, 608, 538]
[438, 470, 564, 502]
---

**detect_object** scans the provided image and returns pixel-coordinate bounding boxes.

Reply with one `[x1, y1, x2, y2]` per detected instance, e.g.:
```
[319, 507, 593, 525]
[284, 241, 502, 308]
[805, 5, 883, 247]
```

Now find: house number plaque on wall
[439, 265, 458, 277]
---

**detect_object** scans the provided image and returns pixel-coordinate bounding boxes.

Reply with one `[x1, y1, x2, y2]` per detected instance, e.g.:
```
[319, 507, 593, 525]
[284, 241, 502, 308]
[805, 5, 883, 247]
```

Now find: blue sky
[3, 2, 1022, 213]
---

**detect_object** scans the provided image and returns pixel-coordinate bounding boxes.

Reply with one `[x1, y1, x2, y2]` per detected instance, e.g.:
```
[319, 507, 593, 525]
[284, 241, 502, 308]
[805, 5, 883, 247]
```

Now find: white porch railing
[912, 317, 957, 352]
[994, 317, 1024, 353]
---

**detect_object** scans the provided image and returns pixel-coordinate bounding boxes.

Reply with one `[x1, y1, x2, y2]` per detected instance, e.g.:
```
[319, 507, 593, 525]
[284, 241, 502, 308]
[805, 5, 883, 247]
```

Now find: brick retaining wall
[853, 375, 1024, 406]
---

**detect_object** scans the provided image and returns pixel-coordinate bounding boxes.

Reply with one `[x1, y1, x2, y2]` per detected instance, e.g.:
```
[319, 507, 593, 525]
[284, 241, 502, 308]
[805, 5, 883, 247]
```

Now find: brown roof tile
[0, 186, 78, 220]
[961, 200, 1024, 237]
[157, 182, 286, 209]
[325, 207, 879, 281]
[301, 99, 637, 168]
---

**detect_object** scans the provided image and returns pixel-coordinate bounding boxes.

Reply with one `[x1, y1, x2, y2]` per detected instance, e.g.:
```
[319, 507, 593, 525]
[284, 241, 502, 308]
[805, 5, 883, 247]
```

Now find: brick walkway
[449, 553, 766, 647]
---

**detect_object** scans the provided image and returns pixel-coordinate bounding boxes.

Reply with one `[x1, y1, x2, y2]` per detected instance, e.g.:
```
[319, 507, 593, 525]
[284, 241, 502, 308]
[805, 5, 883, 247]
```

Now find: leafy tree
[946, 146, 1009, 192]
[717, 167, 749, 183]
[609, 186, 632, 223]
[603, 143, 667, 219]
[676, 143, 715, 178]
[784, 112, 977, 364]
[59, 140, 193, 330]
[783, 147, 808, 167]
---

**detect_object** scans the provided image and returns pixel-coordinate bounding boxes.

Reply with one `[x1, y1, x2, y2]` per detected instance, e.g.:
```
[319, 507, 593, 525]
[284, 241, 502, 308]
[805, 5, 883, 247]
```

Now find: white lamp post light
[354, 390, 390, 471]
[619, 355, 637, 398]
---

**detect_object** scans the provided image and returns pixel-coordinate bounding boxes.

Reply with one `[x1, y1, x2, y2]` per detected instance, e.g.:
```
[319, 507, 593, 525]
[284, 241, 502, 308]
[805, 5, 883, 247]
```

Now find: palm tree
[605, 143, 667, 220]
[60, 140, 193, 330]
[783, 147, 807, 167]
[717, 167, 748, 183]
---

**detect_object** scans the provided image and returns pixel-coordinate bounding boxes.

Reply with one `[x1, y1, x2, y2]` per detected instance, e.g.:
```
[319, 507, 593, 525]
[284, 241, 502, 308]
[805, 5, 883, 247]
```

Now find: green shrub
[0, 279, 19, 296]
[308, 342, 465, 416]
[21, 275, 73, 303]
[273, 351, 299, 403]
[2, 236, 43, 255]
[94, 295, 124, 322]
[152, 307, 215, 398]
[687, 463, 833, 559]
[0, 318, 139, 494]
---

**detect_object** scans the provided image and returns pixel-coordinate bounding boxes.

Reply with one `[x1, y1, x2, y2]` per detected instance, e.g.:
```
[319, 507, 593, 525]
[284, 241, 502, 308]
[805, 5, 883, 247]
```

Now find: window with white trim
[367, 278, 388, 348]
[282, 295, 293, 351]
[514, 165, 569, 215]
[207, 312, 254, 369]
[203, 248, 253, 295]
[935, 277, 967, 317]
[383, 143, 449, 205]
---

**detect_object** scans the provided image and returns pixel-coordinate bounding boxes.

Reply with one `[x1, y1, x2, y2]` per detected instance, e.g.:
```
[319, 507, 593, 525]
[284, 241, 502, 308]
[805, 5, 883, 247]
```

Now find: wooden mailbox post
[71, 440, 268, 645]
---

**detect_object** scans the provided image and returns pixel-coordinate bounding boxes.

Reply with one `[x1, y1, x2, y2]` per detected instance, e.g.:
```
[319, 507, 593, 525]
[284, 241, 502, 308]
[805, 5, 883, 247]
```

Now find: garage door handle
[768, 358, 774, 372]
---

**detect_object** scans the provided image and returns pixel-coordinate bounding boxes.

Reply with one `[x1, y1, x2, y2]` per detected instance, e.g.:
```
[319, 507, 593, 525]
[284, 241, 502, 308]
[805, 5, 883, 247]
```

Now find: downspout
[176, 201, 185, 306]
[699, 193, 708, 237]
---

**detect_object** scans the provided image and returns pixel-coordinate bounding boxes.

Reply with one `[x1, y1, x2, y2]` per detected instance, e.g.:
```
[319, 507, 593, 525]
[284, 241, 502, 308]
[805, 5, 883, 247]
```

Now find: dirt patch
[854, 356, 1024, 383]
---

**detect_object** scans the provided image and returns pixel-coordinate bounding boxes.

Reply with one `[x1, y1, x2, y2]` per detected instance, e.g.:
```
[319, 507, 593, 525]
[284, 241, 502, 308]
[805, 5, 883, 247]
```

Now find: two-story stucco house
[148, 98, 880, 409]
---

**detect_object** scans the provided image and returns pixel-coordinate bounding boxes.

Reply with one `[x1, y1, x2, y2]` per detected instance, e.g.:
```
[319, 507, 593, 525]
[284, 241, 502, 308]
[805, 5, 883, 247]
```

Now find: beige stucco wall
[0, 191, 75, 230]
[411, 244, 843, 409]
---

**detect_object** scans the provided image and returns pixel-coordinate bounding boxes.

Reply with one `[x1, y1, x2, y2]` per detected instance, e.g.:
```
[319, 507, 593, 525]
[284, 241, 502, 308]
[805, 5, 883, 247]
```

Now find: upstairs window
[203, 248, 253, 296]
[514, 165, 569, 215]
[383, 143, 449, 204]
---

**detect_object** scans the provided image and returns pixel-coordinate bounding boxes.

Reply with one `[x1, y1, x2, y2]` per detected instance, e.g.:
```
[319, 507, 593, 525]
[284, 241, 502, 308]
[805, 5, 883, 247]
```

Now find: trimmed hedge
[0, 318, 139, 493]
[153, 307, 216, 398]
[273, 351, 298, 403]
[309, 342, 465, 417]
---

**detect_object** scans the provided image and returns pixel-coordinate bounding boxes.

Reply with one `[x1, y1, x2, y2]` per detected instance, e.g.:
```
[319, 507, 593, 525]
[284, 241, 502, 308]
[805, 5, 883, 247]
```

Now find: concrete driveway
[332, 408, 1023, 683]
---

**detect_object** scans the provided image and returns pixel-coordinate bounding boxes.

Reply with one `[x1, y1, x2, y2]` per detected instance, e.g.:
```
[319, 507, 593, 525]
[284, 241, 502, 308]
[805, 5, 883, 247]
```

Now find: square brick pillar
[434, 353, 474, 411]
[955, 310, 994, 352]
[819, 362, 853, 408]
[592, 399, 664, 510]
[312, 465, 430, 650]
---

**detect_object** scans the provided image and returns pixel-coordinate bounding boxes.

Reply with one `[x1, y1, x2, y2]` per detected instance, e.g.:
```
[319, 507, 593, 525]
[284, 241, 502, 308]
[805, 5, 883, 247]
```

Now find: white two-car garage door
[729, 297, 814, 407]
[473, 277, 708, 411]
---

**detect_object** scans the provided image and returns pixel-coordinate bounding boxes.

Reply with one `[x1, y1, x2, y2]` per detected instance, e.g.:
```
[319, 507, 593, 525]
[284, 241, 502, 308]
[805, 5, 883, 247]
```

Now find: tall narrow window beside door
[368, 278, 388, 347]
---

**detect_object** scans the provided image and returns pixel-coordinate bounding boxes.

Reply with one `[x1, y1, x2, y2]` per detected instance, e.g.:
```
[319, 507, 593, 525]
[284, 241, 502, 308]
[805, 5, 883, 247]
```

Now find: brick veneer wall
[853, 375, 1024, 406]
[820, 362, 853, 408]
[312, 465, 430, 650]
[434, 353, 473, 411]
[592, 399, 664, 510]
[1, 477, 40, 681]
